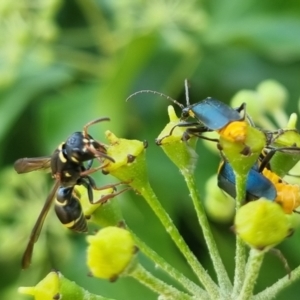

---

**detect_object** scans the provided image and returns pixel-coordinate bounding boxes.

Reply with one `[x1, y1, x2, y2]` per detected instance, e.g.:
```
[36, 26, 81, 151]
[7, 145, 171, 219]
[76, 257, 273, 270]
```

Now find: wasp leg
[93, 187, 131, 204]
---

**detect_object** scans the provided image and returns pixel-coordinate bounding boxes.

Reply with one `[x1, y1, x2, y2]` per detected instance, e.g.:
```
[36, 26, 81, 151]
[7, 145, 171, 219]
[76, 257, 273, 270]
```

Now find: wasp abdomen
[55, 187, 87, 233]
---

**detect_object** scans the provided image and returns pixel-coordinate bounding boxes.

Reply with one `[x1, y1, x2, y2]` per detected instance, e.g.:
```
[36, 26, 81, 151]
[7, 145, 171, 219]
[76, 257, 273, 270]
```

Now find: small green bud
[267, 150, 300, 178]
[230, 90, 262, 121]
[257, 80, 289, 128]
[286, 113, 298, 130]
[86, 227, 137, 281]
[272, 114, 300, 146]
[102, 131, 148, 192]
[156, 105, 198, 173]
[204, 174, 235, 223]
[219, 126, 266, 175]
[274, 130, 300, 147]
[234, 199, 292, 250]
[267, 115, 300, 176]
[257, 80, 288, 112]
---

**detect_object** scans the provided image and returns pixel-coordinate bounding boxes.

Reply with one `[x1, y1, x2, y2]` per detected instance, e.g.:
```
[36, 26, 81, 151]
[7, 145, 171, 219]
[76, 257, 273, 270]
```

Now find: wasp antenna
[184, 79, 191, 106]
[126, 90, 184, 109]
[83, 117, 110, 136]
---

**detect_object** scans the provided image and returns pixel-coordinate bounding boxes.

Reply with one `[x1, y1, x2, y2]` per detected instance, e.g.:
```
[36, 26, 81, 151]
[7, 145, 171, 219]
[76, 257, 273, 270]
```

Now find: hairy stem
[131, 232, 209, 299]
[140, 182, 220, 299]
[232, 172, 247, 298]
[237, 249, 264, 300]
[182, 170, 232, 297]
[129, 264, 194, 300]
[254, 264, 300, 300]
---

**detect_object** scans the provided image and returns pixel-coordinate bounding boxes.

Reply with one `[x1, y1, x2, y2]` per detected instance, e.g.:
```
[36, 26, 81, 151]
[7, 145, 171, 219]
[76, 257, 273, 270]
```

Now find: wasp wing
[22, 180, 60, 269]
[14, 156, 52, 174]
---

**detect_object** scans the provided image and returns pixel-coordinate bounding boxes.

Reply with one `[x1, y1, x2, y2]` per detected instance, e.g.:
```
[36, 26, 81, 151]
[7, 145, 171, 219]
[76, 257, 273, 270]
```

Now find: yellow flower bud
[87, 227, 137, 281]
[19, 271, 110, 300]
[234, 199, 292, 250]
[18, 271, 60, 300]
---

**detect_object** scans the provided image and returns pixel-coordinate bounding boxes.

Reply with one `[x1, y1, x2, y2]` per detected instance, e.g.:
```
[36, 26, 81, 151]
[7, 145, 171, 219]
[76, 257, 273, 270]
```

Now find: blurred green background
[1, 0, 300, 299]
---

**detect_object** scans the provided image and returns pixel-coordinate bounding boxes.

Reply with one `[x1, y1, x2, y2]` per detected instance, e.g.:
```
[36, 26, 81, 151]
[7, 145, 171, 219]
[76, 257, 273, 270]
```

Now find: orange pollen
[217, 121, 247, 143]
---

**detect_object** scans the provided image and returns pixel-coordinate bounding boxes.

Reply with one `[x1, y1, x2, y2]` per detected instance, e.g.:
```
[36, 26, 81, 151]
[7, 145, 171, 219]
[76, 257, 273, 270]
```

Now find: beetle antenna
[184, 79, 191, 106]
[126, 90, 184, 109]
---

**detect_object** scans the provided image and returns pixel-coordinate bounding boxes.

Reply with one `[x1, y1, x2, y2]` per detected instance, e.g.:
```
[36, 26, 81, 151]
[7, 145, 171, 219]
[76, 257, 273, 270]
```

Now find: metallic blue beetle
[217, 161, 277, 202]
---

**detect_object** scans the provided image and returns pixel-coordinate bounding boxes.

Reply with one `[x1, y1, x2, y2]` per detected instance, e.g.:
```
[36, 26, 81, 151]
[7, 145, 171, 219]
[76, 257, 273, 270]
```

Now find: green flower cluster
[18, 79, 300, 300]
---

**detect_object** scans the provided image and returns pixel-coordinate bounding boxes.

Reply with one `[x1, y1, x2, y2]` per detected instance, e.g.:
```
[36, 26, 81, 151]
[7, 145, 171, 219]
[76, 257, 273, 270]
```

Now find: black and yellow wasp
[14, 117, 126, 269]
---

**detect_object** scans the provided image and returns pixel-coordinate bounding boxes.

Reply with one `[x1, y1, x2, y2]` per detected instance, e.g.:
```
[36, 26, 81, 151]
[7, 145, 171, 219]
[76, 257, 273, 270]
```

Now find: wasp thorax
[64, 132, 94, 161]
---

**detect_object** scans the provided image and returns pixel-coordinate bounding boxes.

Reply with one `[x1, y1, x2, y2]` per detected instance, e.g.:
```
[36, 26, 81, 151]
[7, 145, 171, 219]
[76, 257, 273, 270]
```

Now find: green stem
[235, 173, 247, 211]
[232, 236, 247, 298]
[182, 170, 232, 297]
[253, 264, 300, 300]
[140, 182, 220, 299]
[237, 249, 264, 300]
[129, 264, 194, 300]
[131, 232, 208, 299]
[232, 173, 247, 298]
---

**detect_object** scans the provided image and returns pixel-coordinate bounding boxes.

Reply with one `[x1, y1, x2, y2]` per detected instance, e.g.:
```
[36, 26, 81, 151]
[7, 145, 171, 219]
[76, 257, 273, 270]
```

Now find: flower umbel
[16, 80, 300, 300]
[87, 226, 137, 281]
